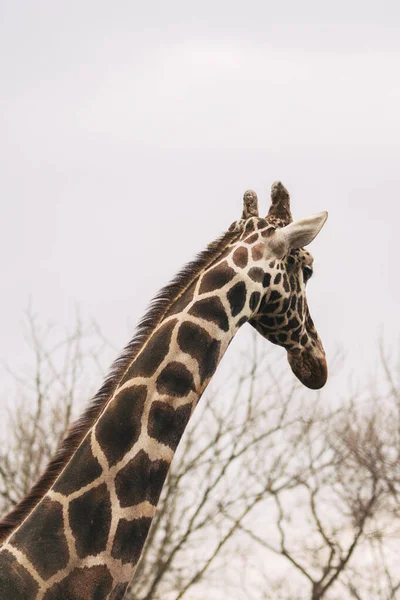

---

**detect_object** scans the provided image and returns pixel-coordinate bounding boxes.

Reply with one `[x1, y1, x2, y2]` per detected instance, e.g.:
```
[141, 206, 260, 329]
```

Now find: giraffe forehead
[238, 219, 315, 271]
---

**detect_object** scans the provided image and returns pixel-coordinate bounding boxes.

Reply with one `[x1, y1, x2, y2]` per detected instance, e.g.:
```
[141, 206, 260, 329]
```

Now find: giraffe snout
[287, 346, 328, 390]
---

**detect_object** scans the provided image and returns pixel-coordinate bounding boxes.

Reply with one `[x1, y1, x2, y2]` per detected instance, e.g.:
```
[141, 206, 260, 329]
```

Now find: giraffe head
[232, 182, 328, 389]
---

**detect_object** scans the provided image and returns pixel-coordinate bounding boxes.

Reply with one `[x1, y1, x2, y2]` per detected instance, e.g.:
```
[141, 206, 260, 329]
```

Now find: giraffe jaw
[287, 346, 328, 390]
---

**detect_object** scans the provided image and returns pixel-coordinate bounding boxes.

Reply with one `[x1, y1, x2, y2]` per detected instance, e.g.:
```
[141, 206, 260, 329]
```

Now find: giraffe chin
[287, 348, 328, 390]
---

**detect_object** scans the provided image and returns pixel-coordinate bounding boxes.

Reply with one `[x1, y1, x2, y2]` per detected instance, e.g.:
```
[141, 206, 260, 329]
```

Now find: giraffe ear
[270, 211, 328, 257]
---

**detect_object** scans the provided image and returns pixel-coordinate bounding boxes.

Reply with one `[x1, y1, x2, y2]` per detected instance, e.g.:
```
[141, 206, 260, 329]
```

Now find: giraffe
[0, 182, 328, 600]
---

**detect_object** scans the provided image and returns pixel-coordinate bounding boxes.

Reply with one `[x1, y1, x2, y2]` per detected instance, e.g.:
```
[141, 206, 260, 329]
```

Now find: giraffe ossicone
[241, 189, 259, 218]
[0, 182, 328, 600]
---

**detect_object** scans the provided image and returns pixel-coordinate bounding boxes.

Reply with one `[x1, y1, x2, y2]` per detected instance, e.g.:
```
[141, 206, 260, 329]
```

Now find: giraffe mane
[0, 225, 241, 544]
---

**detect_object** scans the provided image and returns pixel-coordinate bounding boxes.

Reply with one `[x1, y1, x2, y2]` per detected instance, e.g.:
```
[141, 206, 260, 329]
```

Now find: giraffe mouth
[287, 346, 328, 390]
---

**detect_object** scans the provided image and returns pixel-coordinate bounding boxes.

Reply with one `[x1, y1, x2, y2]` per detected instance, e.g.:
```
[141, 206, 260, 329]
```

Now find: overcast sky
[0, 0, 399, 404]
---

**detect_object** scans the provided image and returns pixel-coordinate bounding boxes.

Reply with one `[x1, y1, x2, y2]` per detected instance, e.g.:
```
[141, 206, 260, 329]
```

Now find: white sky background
[0, 0, 399, 404]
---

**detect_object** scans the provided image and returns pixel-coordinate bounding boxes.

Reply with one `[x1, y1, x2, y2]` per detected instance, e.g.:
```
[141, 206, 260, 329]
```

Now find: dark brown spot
[54, 437, 102, 495]
[249, 291, 260, 311]
[199, 261, 236, 294]
[12, 498, 68, 580]
[297, 296, 303, 317]
[269, 290, 282, 302]
[115, 449, 169, 507]
[69, 483, 111, 559]
[227, 281, 247, 317]
[251, 243, 264, 261]
[148, 401, 191, 450]
[245, 220, 255, 231]
[263, 272, 271, 288]
[0, 550, 39, 600]
[112, 518, 151, 565]
[43, 565, 113, 600]
[245, 232, 258, 244]
[156, 362, 195, 397]
[121, 320, 177, 381]
[178, 322, 221, 383]
[283, 273, 290, 292]
[248, 267, 264, 283]
[189, 297, 229, 331]
[236, 316, 248, 327]
[233, 246, 248, 268]
[274, 273, 282, 285]
[96, 385, 147, 467]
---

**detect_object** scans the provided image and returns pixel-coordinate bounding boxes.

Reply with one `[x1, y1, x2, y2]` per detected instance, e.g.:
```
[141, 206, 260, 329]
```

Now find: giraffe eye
[303, 266, 313, 283]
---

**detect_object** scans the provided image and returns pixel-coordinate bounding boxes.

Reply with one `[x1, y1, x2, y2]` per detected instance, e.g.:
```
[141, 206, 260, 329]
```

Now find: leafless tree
[1, 313, 399, 600]
[0, 308, 112, 513]
[230, 348, 400, 600]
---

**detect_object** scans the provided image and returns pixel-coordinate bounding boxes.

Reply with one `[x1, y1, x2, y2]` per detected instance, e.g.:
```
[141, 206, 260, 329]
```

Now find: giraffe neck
[0, 231, 256, 600]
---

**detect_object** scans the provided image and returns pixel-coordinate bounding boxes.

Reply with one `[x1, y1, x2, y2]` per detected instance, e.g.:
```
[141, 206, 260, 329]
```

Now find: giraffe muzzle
[287, 346, 328, 390]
